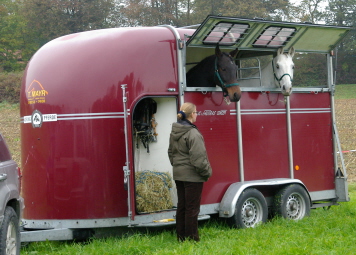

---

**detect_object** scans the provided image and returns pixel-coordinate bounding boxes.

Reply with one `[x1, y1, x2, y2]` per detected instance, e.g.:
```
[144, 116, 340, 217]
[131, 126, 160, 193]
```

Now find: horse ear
[277, 47, 284, 56]
[230, 48, 239, 58]
[215, 44, 222, 57]
[288, 47, 295, 58]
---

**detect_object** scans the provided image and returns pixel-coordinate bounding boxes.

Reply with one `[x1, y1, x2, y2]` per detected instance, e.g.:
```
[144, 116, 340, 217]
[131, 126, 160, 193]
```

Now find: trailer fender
[219, 178, 310, 218]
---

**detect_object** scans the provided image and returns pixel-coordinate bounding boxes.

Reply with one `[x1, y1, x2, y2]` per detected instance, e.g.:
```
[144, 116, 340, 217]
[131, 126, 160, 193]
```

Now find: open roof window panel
[253, 26, 296, 47]
[203, 22, 249, 45]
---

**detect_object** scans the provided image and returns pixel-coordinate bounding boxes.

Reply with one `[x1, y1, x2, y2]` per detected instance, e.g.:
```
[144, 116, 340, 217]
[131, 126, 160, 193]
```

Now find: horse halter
[214, 57, 239, 97]
[272, 59, 293, 85]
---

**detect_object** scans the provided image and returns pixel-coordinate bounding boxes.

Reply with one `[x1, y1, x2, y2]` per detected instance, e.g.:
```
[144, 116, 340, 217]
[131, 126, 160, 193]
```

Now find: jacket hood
[171, 122, 194, 141]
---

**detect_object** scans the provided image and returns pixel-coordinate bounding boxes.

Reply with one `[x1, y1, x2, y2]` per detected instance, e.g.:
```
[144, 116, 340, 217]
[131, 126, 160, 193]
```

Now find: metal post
[329, 54, 347, 177]
[237, 100, 244, 182]
[285, 96, 294, 179]
[121, 84, 133, 224]
[328, 53, 339, 174]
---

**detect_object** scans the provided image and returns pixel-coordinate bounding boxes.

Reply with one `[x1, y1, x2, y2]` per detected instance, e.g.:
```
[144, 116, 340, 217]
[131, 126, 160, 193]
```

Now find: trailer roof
[186, 15, 351, 57]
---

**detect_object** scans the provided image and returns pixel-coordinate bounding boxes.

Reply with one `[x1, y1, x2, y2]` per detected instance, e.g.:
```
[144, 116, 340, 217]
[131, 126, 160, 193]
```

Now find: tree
[325, 0, 356, 84]
[261, 0, 291, 21]
[22, 0, 117, 47]
[326, 0, 356, 26]
[120, 0, 186, 26]
[189, 0, 291, 25]
[288, 0, 327, 23]
[0, 0, 28, 71]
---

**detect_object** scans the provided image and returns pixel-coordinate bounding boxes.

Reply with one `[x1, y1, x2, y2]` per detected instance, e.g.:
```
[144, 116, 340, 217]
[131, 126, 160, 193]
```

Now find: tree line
[0, 0, 355, 84]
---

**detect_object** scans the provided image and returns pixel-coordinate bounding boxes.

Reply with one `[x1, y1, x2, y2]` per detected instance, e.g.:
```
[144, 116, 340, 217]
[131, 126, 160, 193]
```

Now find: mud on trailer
[20, 16, 351, 242]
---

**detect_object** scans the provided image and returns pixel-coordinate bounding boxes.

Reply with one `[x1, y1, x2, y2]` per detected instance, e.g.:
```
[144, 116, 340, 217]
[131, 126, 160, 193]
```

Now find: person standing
[168, 102, 212, 242]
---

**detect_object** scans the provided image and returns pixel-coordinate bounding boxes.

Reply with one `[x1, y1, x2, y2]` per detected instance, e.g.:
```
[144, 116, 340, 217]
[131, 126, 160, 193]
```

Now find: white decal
[24, 116, 32, 124]
[217, 110, 227, 115]
[24, 111, 58, 127]
[200, 110, 227, 116]
[43, 114, 57, 122]
[202, 110, 216, 116]
[32, 110, 42, 128]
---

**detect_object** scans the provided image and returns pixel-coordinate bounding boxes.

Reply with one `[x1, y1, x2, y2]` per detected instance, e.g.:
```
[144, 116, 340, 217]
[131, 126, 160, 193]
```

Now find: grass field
[0, 84, 355, 254]
[21, 184, 356, 254]
[335, 84, 356, 99]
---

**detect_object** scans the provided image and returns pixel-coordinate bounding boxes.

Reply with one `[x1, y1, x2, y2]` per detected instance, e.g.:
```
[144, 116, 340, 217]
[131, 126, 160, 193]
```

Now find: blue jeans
[175, 180, 204, 242]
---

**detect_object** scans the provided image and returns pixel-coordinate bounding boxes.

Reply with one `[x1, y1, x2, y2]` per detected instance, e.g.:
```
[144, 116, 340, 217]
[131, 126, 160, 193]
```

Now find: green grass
[335, 84, 356, 99]
[0, 101, 19, 110]
[21, 184, 356, 255]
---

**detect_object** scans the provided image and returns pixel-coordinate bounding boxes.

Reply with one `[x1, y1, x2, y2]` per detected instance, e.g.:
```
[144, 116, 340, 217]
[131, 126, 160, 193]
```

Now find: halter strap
[272, 60, 293, 83]
[214, 58, 239, 92]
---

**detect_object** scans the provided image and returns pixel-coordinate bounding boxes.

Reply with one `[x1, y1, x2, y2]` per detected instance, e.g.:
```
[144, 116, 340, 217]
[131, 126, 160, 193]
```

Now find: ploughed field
[335, 98, 356, 181]
[0, 94, 355, 182]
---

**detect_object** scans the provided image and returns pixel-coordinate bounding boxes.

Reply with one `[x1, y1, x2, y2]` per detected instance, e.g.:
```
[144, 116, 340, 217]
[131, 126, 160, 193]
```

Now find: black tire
[0, 206, 20, 255]
[228, 188, 268, 228]
[273, 184, 311, 220]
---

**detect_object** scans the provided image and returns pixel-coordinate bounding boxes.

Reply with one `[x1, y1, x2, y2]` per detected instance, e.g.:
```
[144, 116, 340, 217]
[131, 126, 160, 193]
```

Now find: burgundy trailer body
[20, 16, 351, 242]
[21, 26, 185, 220]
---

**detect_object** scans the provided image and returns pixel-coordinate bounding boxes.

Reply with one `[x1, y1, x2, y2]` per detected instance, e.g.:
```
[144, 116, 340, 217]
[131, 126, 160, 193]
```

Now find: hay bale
[135, 170, 173, 213]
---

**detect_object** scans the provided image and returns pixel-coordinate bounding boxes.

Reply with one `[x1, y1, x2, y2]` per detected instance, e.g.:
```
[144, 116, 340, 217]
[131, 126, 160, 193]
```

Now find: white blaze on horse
[240, 47, 295, 96]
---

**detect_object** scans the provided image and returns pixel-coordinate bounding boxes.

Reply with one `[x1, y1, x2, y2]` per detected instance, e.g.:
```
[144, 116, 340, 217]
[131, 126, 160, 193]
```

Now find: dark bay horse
[186, 45, 241, 102]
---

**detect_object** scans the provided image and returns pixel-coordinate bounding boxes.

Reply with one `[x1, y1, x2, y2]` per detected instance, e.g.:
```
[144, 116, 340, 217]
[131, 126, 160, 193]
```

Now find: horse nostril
[233, 92, 241, 102]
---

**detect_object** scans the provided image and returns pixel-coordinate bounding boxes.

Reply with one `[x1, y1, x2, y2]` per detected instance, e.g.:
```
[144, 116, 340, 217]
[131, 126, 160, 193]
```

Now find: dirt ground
[335, 99, 356, 182]
[0, 99, 355, 182]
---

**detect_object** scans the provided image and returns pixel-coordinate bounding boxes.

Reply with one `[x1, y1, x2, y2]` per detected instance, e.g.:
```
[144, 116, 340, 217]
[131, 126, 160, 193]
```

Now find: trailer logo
[31, 110, 43, 128]
[23, 111, 58, 127]
[27, 80, 48, 104]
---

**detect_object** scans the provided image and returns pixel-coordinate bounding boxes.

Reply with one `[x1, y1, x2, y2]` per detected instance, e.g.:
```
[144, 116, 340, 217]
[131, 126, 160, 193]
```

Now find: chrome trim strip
[185, 87, 331, 93]
[21, 112, 130, 123]
[230, 108, 331, 115]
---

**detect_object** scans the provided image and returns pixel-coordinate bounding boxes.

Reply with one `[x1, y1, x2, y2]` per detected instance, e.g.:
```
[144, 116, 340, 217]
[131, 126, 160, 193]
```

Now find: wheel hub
[242, 201, 258, 226]
[286, 195, 301, 219]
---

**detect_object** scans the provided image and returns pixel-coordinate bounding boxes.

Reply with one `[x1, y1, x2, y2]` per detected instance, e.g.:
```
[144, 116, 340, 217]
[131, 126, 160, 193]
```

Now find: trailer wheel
[0, 206, 20, 255]
[273, 184, 310, 220]
[228, 188, 268, 228]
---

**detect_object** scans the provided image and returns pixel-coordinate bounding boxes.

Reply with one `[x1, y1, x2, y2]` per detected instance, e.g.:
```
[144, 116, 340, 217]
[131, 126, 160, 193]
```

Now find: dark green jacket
[168, 121, 212, 182]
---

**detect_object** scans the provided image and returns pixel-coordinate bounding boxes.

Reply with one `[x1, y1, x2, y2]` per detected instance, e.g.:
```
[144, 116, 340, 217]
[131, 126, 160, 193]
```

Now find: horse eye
[292, 65, 295, 69]
[276, 64, 279, 69]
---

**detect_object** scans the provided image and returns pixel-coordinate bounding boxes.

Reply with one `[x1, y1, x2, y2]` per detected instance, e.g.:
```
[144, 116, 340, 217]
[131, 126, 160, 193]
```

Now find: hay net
[135, 170, 174, 213]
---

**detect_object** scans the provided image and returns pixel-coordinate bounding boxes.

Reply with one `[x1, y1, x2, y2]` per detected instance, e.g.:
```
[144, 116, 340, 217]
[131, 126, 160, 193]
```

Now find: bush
[0, 72, 22, 104]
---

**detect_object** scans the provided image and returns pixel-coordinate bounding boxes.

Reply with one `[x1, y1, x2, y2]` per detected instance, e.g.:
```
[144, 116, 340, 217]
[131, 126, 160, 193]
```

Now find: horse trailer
[20, 16, 351, 242]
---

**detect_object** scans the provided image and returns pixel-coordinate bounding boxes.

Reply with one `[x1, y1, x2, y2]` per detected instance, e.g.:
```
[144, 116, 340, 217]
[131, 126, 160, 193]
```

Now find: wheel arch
[219, 178, 311, 218]
[6, 198, 23, 223]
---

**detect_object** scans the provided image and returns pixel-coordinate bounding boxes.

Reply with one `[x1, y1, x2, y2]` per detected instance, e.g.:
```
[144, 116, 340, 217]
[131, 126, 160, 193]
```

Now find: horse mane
[186, 54, 216, 87]
[186, 52, 234, 87]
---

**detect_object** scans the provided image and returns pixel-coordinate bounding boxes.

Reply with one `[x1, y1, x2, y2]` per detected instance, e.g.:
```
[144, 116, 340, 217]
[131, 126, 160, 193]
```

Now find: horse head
[272, 47, 295, 96]
[214, 45, 241, 102]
